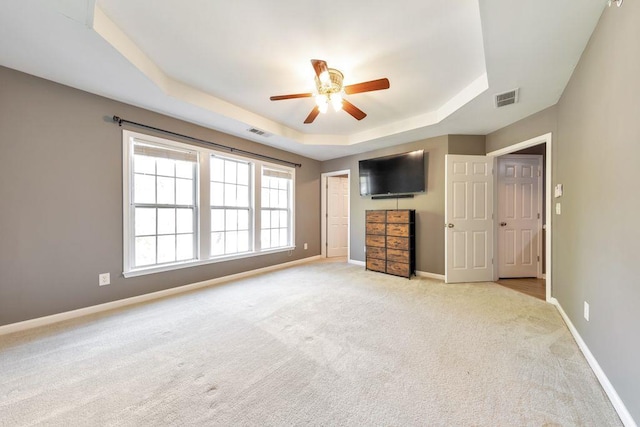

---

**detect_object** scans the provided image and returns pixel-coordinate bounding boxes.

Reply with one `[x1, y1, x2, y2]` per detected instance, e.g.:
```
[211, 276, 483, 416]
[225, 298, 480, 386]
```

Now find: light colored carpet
[0, 261, 621, 426]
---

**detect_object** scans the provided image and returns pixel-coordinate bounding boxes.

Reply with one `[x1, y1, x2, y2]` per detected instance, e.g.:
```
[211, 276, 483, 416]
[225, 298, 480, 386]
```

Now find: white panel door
[445, 155, 494, 283]
[498, 156, 542, 278]
[327, 176, 348, 257]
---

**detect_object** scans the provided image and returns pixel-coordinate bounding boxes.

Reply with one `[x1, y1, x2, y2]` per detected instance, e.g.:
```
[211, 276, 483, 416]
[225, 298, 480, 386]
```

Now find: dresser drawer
[366, 246, 386, 260]
[365, 235, 386, 248]
[386, 223, 409, 237]
[386, 210, 410, 223]
[366, 210, 386, 223]
[367, 257, 386, 272]
[387, 236, 409, 250]
[386, 248, 409, 263]
[366, 222, 386, 235]
[387, 261, 410, 277]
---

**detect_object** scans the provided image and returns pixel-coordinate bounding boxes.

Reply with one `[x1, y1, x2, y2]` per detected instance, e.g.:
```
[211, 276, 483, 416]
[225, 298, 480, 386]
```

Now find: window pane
[278, 190, 288, 209]
[237, 163, 249, 185]
[236, 185, 249, 208]
[261, 188, 269, 207]
[279, 178, 288, 190]
[238, 230, 249, 252]
[134, 174, 156, 204]
[262, 176, 271, 189]
[176, 178, 193, 205]
[177, 208, 193, 233]
[211, 209, 224, 232]
[211, 157, 224, 182]
[157, 177, 175, 204]
[224, 184, 237, 206]
[238, 210, 249, 231]
[135, 236, 156, 266]
[175, 160, 193, 179]
[134, 155, 155, 174]
[261, 229, 270, 249]
[176, 234, 193, 261]
[157, 208, 175, 235]
[211, 182, 224, 206]
[156, 158, 174, 177]
[225, 231, 238, 253]
[135, 207, 156, 236]
[271, 210, 279, 228]
[271, 229, 280, 247]
[158, 235, 176, 263]
[280, 228, 288, 246]
[225, 209, 238, 231]
[261, 210, 270, 229]
[211, 232, 225, 256]
[270, 189, 279, 208]
[280, 211, 288, 228]
[224, 161, 237, 184]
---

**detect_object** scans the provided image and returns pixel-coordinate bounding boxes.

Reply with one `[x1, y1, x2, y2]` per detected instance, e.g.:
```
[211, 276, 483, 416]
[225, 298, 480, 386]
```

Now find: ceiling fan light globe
[318, 102, 328, 114]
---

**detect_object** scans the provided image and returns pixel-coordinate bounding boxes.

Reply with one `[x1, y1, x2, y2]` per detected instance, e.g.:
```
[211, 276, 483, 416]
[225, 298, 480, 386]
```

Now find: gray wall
[0, 66, 321, 326]
[486, 105, 557, 153]
[448, 134, 486, 155]
[486, 4, 640, 421]
[321, 136, 448, 275]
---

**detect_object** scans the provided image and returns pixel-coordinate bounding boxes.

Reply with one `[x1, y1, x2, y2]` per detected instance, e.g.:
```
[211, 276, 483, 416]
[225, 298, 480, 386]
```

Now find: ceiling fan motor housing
[316, 68, 344, 95]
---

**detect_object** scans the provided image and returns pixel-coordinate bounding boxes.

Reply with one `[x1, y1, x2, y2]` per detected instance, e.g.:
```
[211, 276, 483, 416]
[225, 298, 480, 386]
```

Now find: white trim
[487, 133, 553, 302]
[348, 259, 365, 267]
[550, 298, 637, 427]
[0, 255, 321, 337]
[320, 170, 351, 259]
[416, 270, 446, 281]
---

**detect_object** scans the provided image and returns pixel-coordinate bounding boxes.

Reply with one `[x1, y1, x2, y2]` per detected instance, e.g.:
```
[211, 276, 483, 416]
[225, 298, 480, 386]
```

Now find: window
[210, 155, 252, 256]
[261, 168, 293, 249]
[123, 130, 295, 277]
[130, 141, 197, 268]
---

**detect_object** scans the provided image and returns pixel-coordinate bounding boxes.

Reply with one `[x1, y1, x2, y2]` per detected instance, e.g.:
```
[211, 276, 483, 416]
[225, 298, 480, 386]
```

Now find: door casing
[487, 133, 553, 302]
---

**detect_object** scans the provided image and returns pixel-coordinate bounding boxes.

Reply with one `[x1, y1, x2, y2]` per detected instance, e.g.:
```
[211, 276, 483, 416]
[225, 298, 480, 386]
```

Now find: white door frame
[497, 154, 543, 279]
[321, 170, 350, 259]
[487, 133, 552, 302]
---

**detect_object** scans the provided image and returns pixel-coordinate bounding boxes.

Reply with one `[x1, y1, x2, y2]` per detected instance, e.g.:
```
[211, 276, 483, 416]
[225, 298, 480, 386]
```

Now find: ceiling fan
[270, 59, 390, 124]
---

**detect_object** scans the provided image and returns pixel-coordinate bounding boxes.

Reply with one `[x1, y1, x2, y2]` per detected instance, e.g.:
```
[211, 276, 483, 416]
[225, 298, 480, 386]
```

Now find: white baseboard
[550, 298, 637, 427]
[0, 255, 322, 337]
[416, 270, 445, 281]
[348, 259, 365, 267]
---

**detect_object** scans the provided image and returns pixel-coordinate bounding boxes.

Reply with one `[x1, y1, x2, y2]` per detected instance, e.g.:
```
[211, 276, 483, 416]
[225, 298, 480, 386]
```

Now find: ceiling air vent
[247, 127, 271, 138]
[495, 89, 519, 108]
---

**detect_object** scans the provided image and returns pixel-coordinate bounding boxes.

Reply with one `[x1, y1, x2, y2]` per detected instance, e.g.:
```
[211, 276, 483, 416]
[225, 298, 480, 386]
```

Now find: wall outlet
[555, 203, 562, 215]
[584, 301, 590, 321]
[99, 273, 110, 286]
[304, 243, 308, 250]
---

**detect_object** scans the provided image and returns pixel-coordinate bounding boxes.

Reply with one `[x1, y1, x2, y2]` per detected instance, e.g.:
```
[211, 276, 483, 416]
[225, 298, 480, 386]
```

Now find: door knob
[447, 223, 454, 228]
[500, 222, 507, 227]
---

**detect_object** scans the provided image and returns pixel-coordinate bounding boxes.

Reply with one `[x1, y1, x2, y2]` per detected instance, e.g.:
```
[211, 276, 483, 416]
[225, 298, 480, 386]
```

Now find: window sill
[123, 246, 296, 278]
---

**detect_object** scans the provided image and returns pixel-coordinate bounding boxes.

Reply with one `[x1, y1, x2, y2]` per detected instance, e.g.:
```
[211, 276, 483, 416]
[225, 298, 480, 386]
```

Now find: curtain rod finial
[112, 115, 122, 126]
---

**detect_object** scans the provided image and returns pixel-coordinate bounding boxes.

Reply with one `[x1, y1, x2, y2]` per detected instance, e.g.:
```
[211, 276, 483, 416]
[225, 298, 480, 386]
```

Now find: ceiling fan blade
[342, 99, 367, 121]
[304, 106, 320, 124]
[310, 59, 329, 79]
[270, 93, 313, 101]
[344, 78, 390, 95]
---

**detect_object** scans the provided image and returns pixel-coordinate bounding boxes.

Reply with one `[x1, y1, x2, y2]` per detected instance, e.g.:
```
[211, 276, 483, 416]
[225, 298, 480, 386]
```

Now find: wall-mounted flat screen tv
[359, 150, 425, 196]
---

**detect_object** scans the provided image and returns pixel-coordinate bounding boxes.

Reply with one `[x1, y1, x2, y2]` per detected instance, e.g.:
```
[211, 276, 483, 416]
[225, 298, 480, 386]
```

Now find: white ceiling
[0, 0, 605, 160]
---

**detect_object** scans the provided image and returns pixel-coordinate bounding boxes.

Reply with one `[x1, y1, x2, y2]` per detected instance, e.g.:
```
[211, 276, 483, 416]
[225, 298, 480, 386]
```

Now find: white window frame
[123, 130, 296, 278]
[260, 166, 295, 250]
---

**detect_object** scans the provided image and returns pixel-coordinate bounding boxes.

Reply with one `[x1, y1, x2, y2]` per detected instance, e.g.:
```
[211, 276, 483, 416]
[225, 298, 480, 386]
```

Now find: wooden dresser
[365, 210, 416, 278]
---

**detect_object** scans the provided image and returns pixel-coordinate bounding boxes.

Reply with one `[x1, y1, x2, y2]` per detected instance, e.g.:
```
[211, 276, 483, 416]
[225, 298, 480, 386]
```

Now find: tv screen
[359, 150, 425, 196]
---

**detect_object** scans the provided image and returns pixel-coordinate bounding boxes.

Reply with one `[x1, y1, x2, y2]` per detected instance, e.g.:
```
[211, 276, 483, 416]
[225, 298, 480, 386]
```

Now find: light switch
[554, 184, 563, 198]
[555, 203, 562, 215]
